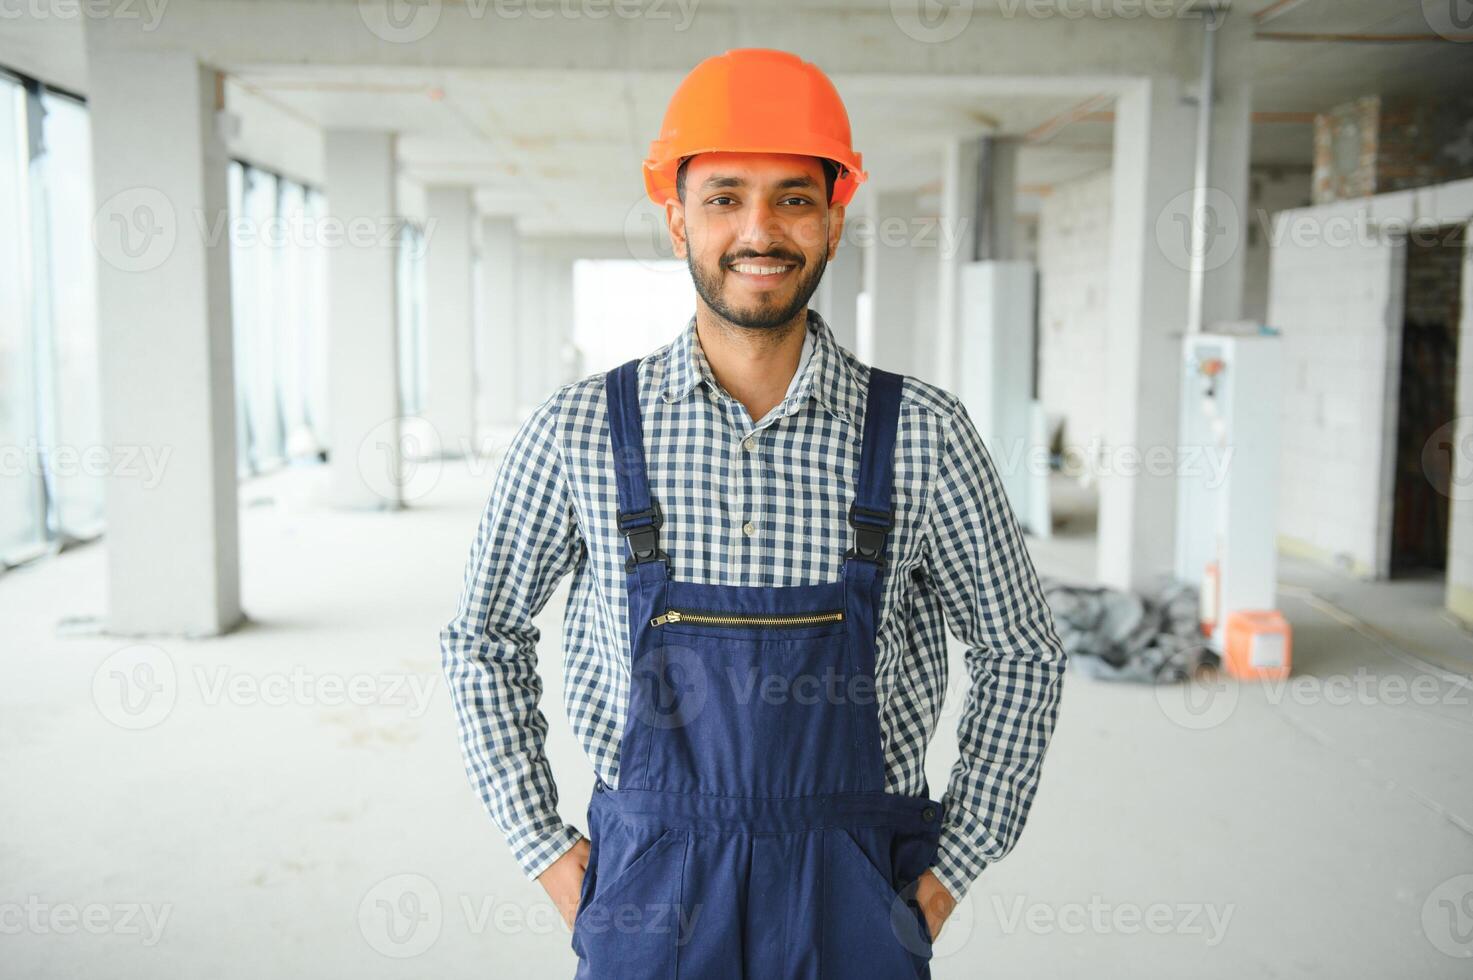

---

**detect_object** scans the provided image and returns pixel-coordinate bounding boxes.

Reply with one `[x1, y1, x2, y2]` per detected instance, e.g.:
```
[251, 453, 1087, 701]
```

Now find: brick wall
[1312, 96, 1378, 205]
[1313, 95, 1473, 206]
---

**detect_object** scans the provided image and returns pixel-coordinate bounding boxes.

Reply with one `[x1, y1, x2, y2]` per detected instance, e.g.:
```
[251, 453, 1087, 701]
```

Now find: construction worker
[441, 48, 1067, 978]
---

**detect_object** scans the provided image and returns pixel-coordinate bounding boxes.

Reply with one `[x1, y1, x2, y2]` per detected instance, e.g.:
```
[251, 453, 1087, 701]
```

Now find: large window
[0, 73, 104, 569]
[1, 71, 332, 572]
[572, 259, 696, 374]
[397, 221, 427, 418]
[227, 159, 329, 477]
[34, 90, 103, 541]
[0, 73, 41, 565]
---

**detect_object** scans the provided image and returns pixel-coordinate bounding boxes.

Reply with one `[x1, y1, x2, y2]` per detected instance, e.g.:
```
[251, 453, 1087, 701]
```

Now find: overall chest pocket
[630, 612, 875, 798]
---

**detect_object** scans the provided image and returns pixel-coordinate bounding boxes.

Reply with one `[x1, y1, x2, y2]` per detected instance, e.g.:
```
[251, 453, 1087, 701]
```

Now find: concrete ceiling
[4, 0, 1471, 234]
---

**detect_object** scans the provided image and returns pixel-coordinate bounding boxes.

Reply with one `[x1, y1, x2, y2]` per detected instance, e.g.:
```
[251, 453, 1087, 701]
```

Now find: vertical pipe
[1186, 4, 1220, 335]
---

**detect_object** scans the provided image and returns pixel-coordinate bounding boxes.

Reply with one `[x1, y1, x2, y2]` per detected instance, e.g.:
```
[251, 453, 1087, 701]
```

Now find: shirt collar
[659, 309, 861, 424]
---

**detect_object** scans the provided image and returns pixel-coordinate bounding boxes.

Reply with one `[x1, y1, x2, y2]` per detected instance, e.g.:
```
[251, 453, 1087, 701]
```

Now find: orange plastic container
[1224, 610, 1292, 680]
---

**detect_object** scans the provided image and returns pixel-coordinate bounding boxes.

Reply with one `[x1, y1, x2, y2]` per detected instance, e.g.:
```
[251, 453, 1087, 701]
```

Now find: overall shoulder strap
[847, 366, 904, 566]
[604, 359, 666, 569]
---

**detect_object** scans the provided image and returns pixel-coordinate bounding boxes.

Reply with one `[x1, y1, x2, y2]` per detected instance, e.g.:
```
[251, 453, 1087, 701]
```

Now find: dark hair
[675, 157, 840, 205]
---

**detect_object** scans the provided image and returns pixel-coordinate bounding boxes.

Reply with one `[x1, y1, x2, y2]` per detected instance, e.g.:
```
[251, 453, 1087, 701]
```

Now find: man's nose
[735, 200, 783, 249]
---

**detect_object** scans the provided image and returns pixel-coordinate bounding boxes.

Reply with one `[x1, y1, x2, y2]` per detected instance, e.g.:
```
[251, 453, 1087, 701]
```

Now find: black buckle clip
[617, 500, 667, 570]
[845, 503, 893, 566]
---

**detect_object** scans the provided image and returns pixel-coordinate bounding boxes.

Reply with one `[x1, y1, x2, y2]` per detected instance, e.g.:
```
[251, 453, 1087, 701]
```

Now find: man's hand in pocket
[539, 838, 592, 931]
[915, 870, 956, 941]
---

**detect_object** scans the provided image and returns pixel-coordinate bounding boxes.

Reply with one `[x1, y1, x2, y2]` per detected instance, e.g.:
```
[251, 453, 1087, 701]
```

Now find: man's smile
[725, 255, 801, 291]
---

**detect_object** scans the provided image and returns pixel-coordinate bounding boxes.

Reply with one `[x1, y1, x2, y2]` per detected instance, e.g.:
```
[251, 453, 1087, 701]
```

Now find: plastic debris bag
[1040, 575, 1217, 683]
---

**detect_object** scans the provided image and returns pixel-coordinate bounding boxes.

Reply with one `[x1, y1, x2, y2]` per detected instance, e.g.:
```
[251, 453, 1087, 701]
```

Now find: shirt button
[922, 806, 937, 822]
[742, 437, 756, 452]
[742, 521, 756, 536]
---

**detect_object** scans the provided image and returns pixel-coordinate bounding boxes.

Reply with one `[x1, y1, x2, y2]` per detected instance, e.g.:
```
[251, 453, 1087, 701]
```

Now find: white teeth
[731, 262, 790, 276]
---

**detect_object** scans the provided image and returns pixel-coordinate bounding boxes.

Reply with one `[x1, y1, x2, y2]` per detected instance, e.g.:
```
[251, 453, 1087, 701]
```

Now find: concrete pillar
[1098, 77, 1198, 591]
[541, 255, 575, 395]
[515, 244, 546, 419]
[1446, 220, 1473, 623]
[323, 130, 403, 509]
[422, 186, 475, 458]
[477, 215, 519, 436]
[83, 30, 241, 636]
[861, 190, 923, 375]
[936, 136, 981, 390]
[979, 136, 1022, 263]
[816, 240, 861, 351]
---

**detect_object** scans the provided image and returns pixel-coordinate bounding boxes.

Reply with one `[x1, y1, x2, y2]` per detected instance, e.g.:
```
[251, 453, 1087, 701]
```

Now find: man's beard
[687, 245, 828, 331]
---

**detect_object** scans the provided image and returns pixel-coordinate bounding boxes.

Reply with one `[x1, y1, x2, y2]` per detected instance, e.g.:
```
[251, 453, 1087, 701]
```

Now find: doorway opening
[1390, 224, 1465, 577]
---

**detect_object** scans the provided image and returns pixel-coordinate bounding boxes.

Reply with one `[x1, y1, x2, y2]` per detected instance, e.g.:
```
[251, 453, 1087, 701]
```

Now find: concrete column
[816, 239, 861, 351]
[323, 130, 403, 509]
[541, 255, 575, 395]
[515, 244, 546, 419]
[1446, 219, 1473, 623]
[861, 190, 923, 375]
[936, 136, 981, 390]
[477, 215, 519, 436]
[422, 186, 475, 458]
[1098, 77, 1198, 591]
[83, 30, 241, 636]
[978, 136, 1022, 263]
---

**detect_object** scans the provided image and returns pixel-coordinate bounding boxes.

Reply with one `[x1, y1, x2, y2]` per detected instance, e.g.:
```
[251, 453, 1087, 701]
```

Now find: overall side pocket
[820, 826, 933, 979]
[571, 827, 686, 977]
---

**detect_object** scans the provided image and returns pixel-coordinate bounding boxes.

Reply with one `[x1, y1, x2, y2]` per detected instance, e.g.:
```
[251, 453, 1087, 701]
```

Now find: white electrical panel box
[1175, 332, 1283, 651]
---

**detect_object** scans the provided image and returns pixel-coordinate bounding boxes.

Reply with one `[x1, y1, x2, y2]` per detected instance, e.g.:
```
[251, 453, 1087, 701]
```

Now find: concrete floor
[3, 460, 1472, 979]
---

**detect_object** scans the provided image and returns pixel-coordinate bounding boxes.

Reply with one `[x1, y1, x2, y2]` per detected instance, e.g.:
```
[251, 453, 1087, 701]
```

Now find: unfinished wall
[1037, 168, 1111, 463]
[1267, 201, 1404, 578]
[1269, 178, 1473, 582]
[1312, 96, 1379, 205]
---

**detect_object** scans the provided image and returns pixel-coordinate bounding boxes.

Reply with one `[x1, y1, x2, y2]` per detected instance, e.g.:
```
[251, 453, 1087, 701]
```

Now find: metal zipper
[649, 608, 845, 628]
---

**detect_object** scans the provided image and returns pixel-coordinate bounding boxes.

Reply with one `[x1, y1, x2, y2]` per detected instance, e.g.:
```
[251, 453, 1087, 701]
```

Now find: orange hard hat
[643, 49, 866, 208]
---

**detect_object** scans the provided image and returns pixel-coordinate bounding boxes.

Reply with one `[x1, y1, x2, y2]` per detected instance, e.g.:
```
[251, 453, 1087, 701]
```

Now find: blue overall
[570, 359, 943, 979]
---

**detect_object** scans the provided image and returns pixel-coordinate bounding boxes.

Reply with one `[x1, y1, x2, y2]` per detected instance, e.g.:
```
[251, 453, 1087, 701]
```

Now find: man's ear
[665, 197, 688, 259]
[827, 203, 845, 261]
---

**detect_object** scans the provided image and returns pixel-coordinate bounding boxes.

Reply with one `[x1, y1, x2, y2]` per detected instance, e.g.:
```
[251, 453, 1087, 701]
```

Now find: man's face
[666, 152, 845, 332]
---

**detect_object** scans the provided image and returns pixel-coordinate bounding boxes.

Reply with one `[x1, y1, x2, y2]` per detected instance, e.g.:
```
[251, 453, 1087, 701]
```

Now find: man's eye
[781, 197, 813, 206]
[706, 195, 737, 206]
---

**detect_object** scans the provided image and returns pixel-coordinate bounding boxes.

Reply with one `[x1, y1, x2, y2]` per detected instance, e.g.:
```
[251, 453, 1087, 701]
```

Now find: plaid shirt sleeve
[439, 392, 587, 883]
[923, 395, 1067, 904]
